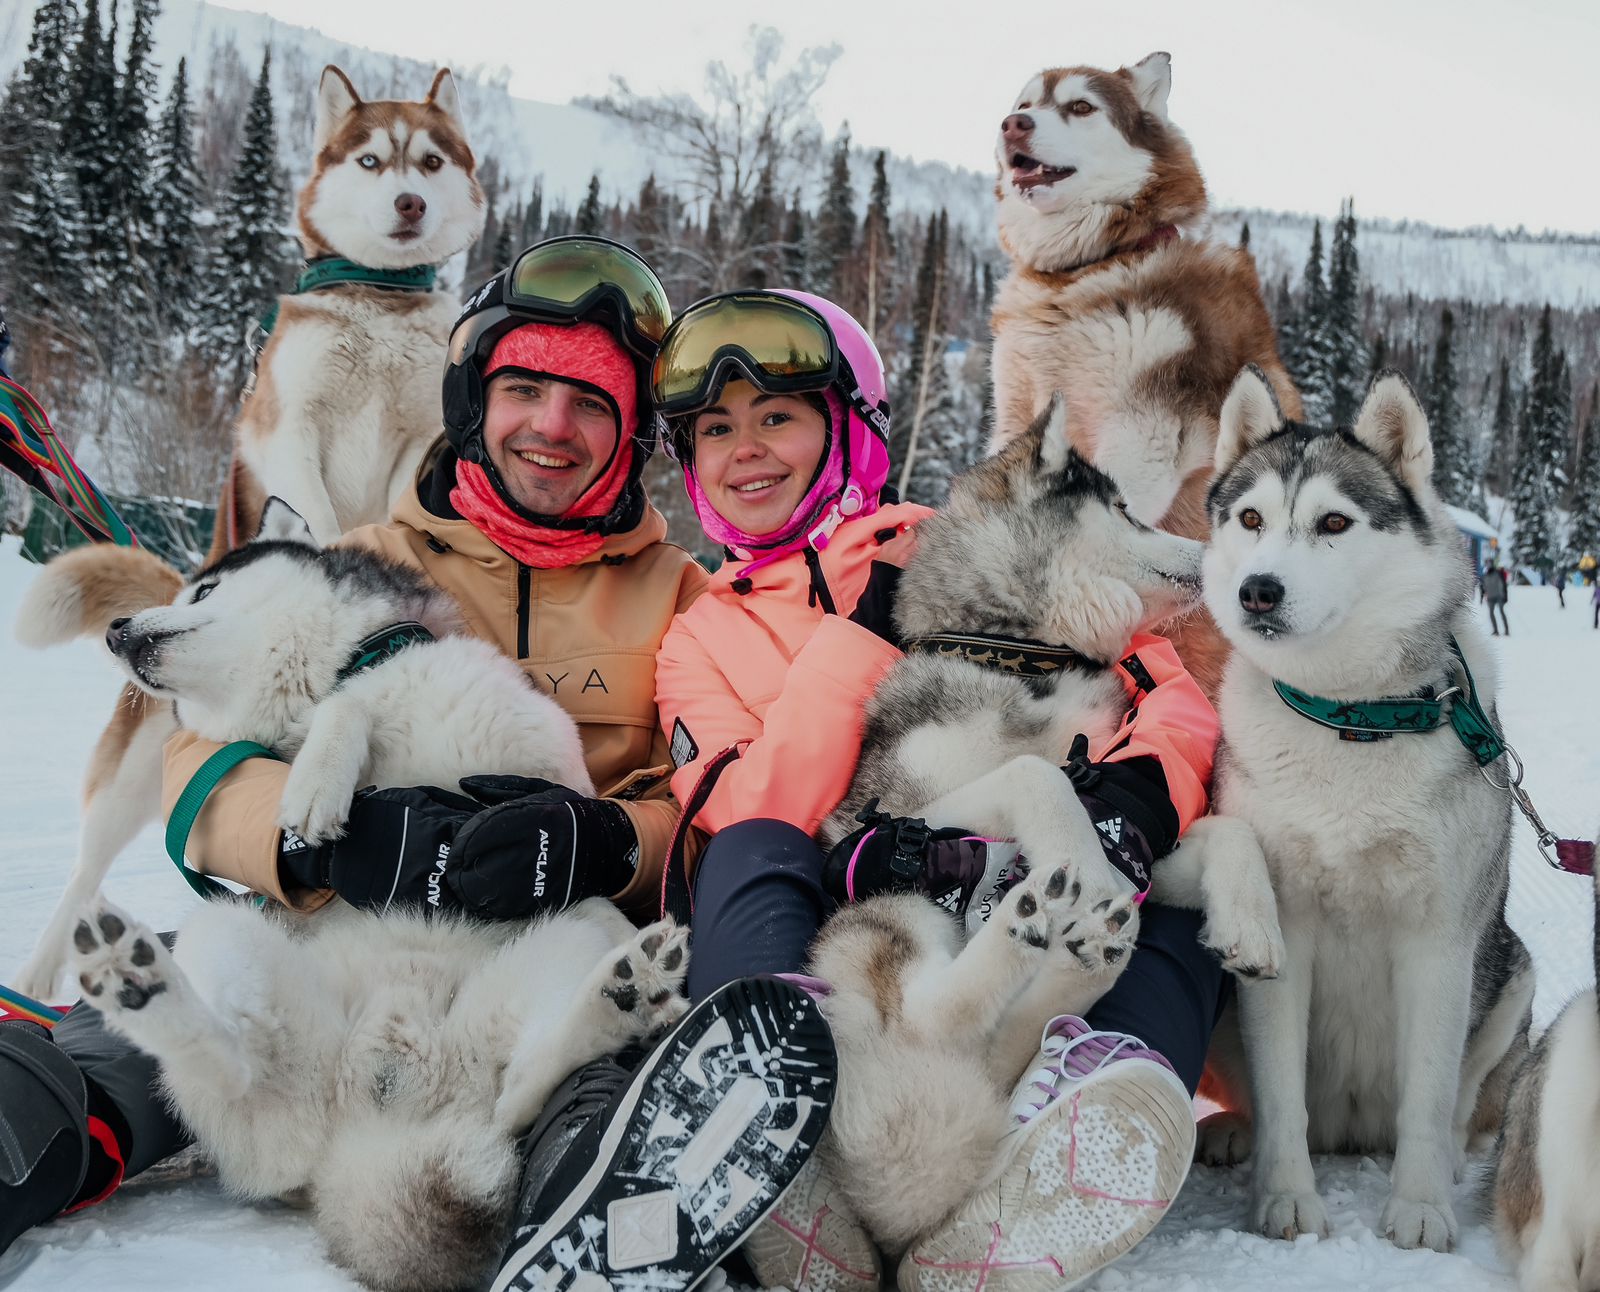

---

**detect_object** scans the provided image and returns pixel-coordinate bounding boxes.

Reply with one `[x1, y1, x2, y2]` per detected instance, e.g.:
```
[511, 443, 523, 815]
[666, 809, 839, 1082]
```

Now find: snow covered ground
[0, 537, 1595, 1291]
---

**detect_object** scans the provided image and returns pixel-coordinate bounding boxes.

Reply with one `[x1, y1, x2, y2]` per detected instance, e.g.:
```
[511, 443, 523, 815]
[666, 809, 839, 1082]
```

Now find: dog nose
[1238, 575, 1285, 615]
[394, 192, 426, 222]
[1001, 113, 1035, 143]
[106, 617, 131, 653]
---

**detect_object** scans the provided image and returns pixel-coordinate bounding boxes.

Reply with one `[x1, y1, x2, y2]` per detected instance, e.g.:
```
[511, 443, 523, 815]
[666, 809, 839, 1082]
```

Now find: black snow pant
[1488, 600, 1509, 635]
[0, 944, 190, 1254]
[685, 818, 1229, 1095]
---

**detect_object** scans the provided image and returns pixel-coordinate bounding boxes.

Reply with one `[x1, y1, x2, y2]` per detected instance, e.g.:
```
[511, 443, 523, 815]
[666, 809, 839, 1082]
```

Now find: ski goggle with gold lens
[650, 294, 844, 445]
[448, 236, 672, 370]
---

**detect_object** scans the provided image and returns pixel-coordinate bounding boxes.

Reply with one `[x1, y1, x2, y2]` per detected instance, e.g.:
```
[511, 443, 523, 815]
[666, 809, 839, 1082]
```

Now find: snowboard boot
[900, 1015, 1193, 1292]
[490, 976, 838, 1292]
[0, 1020, 92, 1257]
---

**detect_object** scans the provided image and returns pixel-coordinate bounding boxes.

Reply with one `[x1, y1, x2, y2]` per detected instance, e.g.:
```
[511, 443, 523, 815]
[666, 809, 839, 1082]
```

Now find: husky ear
[1127, 52, 1172, 121]
[256, 498, 318, 548]
[314, 66, 361, 155]
[1352, 369, 1433, 494]
[1216, 365, 1285, 470]
[426, 69, 465, 132]
[1031, 393, 1071, 475]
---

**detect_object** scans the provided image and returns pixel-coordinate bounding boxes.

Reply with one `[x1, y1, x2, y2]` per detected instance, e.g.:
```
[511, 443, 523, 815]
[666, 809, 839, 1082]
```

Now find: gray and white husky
[57, 500, 689, 1292]
[745, 402, 1283, 1286]
[1198, 366, 1534, 1253]
[1490, 859, 1600, 1291]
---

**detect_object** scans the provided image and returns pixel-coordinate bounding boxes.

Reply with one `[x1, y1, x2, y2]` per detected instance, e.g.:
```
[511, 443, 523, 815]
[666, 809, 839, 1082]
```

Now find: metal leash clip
[1481, 742, 1593, 875]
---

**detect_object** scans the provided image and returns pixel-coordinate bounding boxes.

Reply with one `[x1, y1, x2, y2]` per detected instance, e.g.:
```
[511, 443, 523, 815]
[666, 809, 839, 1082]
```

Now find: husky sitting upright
[1491, 857, 1600, 1292]
[744, 402, 1283, 1290]
[216, 65, 486, 553]
[988, 53, 1300, 693]
[1201, 366, 1534, 1252]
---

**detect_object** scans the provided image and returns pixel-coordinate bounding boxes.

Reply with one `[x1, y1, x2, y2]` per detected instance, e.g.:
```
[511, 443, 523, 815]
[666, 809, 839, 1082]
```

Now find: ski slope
[0, 537, 1594, 1291]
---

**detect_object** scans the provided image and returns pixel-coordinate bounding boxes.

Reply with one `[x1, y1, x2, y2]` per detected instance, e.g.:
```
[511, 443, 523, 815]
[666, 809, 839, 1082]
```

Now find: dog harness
[1271, 637, 1593, 875]
[902, 630, 1104, 677]
[163, 622, 438, 901]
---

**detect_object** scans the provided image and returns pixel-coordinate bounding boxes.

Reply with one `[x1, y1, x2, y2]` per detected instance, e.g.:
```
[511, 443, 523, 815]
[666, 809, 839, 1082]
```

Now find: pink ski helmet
[652, 289, 893, 560]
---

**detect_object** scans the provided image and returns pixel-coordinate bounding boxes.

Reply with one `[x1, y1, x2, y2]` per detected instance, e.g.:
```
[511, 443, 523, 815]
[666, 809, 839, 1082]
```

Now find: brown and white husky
[1490, 856, 1600, 1290]
[7, 69, 485, 1000]
[988, 52, 1300, 692]
[214, 64, 486, 555]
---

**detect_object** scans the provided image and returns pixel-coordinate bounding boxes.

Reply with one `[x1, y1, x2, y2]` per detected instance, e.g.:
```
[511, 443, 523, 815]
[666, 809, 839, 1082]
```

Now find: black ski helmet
[442, 236, 672, 532]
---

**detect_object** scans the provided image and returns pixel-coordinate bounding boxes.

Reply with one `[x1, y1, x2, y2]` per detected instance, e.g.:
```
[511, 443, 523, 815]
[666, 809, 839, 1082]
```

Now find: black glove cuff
[277, 829, 328, 893]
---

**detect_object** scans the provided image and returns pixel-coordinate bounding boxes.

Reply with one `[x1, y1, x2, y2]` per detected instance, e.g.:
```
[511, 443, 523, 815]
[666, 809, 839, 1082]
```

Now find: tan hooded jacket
[161, 460, 707, 920]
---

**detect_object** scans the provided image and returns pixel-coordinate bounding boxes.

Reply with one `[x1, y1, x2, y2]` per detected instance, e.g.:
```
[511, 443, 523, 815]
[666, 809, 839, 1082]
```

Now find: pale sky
[212, 0, 1599, 234]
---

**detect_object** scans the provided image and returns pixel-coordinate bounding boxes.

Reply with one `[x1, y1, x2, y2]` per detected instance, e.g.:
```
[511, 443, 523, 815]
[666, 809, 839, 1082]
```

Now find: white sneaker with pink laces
[741, 1154, 882, 1291]
[899, 1015, 1194, 1292]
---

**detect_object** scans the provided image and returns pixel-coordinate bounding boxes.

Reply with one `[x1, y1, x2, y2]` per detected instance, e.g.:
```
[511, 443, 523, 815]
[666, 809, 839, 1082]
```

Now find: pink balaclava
[450, 321, 640, 568]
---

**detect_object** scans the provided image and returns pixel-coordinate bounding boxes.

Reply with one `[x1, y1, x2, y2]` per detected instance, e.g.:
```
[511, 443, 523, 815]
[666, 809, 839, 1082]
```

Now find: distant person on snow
[1481, 563, 1510, 636]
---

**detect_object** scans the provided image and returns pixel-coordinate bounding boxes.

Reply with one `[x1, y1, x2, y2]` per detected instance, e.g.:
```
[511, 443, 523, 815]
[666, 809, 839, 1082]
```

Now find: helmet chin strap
[729, 483, 864, 570]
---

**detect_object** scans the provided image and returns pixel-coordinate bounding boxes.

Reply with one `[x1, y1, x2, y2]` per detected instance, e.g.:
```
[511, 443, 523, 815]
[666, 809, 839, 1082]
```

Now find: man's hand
[277, 776, 639, 918]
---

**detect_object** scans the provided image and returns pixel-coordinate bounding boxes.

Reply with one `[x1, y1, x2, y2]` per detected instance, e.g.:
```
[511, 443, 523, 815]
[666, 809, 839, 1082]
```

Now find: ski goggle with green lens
[650, 292, 844, 433]
[448, 236, 672, 371]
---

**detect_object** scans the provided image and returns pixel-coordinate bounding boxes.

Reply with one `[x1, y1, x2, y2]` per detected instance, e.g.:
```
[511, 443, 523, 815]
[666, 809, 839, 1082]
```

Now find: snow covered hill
[2, 537, 1595, 1291]
[4, 0, 1597, 308]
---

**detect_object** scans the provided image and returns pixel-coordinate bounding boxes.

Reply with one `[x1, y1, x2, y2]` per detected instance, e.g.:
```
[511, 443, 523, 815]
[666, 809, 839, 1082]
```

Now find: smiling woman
[688, 382, 831, 538]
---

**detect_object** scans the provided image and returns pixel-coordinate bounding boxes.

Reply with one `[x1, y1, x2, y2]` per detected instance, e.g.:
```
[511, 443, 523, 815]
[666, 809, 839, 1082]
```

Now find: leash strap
[165, 741, 283, 899]
[0, 983, 69, 1026]
[904, 631, 1103, 677]
[0, 372, 140, 547]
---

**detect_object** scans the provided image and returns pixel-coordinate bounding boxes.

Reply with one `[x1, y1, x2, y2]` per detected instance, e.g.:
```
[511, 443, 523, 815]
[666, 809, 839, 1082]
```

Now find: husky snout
[1238, 574, 1284, 616]
[394, 192, 426, 224]
[105, 616, 132, 654]
[1001, 112, 1034, 144]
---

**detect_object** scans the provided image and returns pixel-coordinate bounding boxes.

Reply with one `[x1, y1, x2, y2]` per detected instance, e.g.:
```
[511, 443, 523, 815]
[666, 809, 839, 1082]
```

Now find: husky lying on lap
[58, 500, 688, 1292]
[745, 400, 1284, 1292]
[1198, 366, 1534, 1253]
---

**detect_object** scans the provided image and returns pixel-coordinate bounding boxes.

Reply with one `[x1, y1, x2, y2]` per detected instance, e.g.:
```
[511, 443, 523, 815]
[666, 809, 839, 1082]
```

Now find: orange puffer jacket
[654, 502, 1217, 852]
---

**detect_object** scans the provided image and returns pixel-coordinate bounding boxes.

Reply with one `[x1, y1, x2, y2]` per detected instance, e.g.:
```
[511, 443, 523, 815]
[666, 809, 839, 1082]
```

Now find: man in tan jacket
[3, 241, 839, 1291]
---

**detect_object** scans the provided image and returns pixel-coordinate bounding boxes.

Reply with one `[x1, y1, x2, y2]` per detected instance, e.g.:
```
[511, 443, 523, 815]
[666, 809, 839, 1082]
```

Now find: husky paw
[277, 768, 350, 847]
[69, 903, 171, 1014]
[1201, 905, 1285, 981]
[1001, 865, 1074, 950]
[1381, 1193, 1456, 1252]
[1058, 889, 1140, 972]
[1253, 1188, 1330, 1241]
[602, 919, 690, 1038]
[1196, 1110, 1254, 1166]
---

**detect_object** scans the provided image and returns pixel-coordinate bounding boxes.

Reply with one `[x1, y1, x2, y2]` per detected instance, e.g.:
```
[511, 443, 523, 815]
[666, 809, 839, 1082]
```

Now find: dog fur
[32, 499, 667, 1291]
[215, 65, 485, 555]
[801, 401, 1282, 1256]
[988, 53, 1301, 693]
[9, 500, 588, 997]
[1488, 858, 1600, 1291]
[69, 897, 688, 1292]
[1196, 366, 1534, 1253]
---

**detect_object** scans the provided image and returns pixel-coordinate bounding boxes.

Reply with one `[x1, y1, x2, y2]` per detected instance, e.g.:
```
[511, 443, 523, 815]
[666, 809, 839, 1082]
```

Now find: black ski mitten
[821, 800, 993, 915]
[1060, 734, 1179, 895]
[278, 776, 639, 918]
